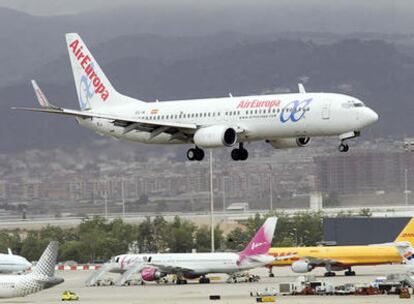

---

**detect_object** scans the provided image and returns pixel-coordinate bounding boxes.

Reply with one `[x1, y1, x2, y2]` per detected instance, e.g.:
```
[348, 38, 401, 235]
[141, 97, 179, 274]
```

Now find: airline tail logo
[395, 218, 414, 245]
[403, 251, 414, 260]
[238, 217, 277, 265]
[251, 242, 267, 251]
[69, 39, 109, 103]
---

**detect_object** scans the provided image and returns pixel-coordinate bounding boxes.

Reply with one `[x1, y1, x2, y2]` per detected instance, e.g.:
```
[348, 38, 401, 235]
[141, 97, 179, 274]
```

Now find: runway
[5, 265, 411, 303]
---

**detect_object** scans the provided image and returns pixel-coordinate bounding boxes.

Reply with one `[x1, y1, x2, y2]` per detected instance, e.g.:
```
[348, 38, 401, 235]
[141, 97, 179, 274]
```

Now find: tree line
[0, 211, 328, 263]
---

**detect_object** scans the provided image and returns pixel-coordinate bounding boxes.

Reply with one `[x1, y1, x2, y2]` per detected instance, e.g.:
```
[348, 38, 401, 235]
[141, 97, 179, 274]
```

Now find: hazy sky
[0, 0, 412, 17]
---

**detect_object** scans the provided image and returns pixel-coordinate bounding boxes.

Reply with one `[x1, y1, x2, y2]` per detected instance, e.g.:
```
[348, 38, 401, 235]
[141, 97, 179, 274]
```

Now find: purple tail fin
[239, 217, 277, 257]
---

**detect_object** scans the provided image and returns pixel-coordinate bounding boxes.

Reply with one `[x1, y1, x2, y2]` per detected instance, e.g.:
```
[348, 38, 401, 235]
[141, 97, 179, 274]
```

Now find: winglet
[31, 80, 59, 109]
[298, 83, 306, 93]
[7, 248, 12, 255]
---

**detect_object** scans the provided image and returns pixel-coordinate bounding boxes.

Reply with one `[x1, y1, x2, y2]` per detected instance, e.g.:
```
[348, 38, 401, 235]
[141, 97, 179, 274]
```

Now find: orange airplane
[268, 218, 414, 277]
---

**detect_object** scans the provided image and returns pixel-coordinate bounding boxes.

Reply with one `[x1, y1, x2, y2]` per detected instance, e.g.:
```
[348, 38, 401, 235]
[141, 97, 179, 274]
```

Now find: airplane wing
[13, 81, 246, 139]
[147, 262, 194, 275]
[302, 256, 340, 266]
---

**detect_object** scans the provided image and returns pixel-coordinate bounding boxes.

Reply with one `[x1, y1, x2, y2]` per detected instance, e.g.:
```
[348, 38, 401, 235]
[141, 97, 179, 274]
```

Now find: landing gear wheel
[338, 143, 349, 152]
[187, 147, 205, 161]
[269, 273, 275, 278]
[240, 148, 248, 161]
[345, 270, 356, 276]
[176, 278, 188, 285]
[231, 143, 248, 161]
[194, 148, 205, 161]
[187, 148, 196, 161]
[324, 272, 336, 277]
[231, 149, 240, 161]
[199, 277, 210, 284]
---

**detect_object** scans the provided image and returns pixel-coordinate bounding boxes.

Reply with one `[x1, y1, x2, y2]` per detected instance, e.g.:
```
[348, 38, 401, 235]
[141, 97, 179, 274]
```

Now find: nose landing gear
[338, 142, 349, 152]
[231, 143, 248, 161]
[338, 131, 360, 152]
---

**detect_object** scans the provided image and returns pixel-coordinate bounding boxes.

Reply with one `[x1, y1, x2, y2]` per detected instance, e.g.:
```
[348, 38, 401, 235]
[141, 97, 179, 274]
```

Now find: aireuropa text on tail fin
[66, 33, 117, 111]
[32, 241, 59, 277]
[240, 217, 277, 256]
[395, 218, 414, 246]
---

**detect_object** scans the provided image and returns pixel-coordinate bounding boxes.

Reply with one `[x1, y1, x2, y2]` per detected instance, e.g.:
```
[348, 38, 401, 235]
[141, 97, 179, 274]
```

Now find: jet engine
[193, 126, 237, 148]
[267, 137, 311, 149]
[291, 260, 314, 273]
[140, 267, 165, 281]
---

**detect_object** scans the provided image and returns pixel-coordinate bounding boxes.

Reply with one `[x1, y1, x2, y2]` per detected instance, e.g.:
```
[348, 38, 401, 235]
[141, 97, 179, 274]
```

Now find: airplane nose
[364, 108, 379, 126]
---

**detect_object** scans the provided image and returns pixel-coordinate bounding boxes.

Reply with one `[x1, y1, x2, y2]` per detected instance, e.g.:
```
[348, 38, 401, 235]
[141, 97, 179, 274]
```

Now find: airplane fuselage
[114, 252, 272, 277]
[78, 92, 377, 145]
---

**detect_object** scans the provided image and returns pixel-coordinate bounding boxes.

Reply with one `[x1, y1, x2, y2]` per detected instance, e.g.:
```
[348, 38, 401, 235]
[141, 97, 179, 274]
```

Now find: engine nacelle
[268, 137, 311, 149]
[291, 261, 314, 273]
[193, 126, 237, 148]
[140, 267, 165, 281]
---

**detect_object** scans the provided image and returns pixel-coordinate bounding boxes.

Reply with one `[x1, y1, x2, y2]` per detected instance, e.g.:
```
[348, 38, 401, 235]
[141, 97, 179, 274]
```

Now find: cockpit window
[353, 102, 364, 107]
[343, 100, 365, 108]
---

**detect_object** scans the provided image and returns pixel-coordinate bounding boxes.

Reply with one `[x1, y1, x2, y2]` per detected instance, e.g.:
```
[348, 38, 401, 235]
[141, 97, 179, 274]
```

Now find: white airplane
[87, 217, 282, 285]
[0, 241, 63, 298]
[14, 33, 378, 161]
[0, 248, 31, 274]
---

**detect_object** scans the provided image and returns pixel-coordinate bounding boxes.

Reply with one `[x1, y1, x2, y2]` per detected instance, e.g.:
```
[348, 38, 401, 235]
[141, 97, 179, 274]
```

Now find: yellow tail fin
[395, 218, 414, 245]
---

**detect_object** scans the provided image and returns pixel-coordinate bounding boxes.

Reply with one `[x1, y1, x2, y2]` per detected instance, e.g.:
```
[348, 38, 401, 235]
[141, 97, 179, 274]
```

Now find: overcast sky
[0, 0, 411, 17]
[0, 0, 412, 36]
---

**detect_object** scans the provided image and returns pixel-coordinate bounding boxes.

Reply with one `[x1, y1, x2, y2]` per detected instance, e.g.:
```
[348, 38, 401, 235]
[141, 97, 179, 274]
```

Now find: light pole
[121, 178, 126, 218]
[268, 163, 273, 211]
[222, 176, 227, 214]
[104, 178, 108, 219]
[209, 149, 215, 252]
[405, 169, 409, 206]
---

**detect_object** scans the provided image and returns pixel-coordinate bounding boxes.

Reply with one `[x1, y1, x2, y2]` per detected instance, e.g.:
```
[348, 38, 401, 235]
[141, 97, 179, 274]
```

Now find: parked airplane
[13, 33, 378, 161]
[0, 241, 63, 298]
[268, 218, 414, 277]
[0, 248, 31, 274]
[86, 217, 281, 285]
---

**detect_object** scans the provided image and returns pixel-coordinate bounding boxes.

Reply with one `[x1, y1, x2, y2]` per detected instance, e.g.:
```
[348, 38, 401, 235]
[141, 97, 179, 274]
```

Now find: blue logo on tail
[78, 63, 95, 110]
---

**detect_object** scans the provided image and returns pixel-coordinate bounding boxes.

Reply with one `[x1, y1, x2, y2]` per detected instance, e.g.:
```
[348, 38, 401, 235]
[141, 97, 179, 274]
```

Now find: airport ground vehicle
[250, 287, 278, 297]
[61, 291, 79, 301]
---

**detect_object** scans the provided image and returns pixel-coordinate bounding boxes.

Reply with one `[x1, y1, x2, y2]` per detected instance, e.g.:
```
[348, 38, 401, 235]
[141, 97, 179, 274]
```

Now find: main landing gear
[199, 276, 210, 284]
[268, 267, 275, 278]
[187, 143, 249, 161]
[231, 143, 248, 161]
[337, 131, 360, 153]
[344, 268, 356, 276]
[187, 147, 205, 161]
[175, 277, 188, 285]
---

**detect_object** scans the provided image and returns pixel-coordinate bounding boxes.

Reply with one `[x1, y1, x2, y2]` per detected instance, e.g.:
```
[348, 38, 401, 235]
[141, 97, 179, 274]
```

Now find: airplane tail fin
[239, 217, 277, 256]
[395, 218, 414, 245]
[65, 33, 142, 111]
[395, 241, 414, 265]
[32, 241, 59, 277]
